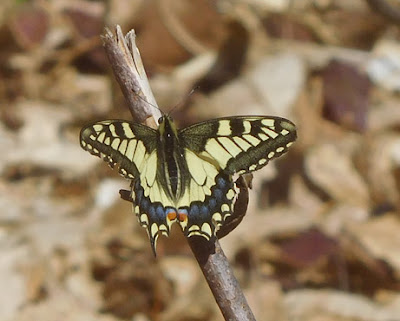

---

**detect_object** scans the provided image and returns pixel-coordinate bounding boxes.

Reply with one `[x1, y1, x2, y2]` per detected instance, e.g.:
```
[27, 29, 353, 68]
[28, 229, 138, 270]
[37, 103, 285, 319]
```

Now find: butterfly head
[158, 114, 178, 137]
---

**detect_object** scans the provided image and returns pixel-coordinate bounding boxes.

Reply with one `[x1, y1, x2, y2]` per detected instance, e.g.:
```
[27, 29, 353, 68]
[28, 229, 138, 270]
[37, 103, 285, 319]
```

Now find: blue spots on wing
[188, 204, 210, 223]
[156, 205, 165, 219]
[190, 204, 199, 216]
[208, 198, 217, 211]
[184, 172, 234, 236]
[217, 176, 228, 189]
[133, 172, 236, 246]
[148, 205, 156, 218]
[135, 180, 143, 202]
[213, 189, 223, 201]
[200, 205, 209, 218]
[133, 178, 168, 227]
[141, 198, 149, 211]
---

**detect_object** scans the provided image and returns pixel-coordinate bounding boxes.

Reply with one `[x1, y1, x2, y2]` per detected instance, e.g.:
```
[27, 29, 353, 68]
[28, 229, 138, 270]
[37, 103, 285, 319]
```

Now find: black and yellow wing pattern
[80, 115, 296, 253]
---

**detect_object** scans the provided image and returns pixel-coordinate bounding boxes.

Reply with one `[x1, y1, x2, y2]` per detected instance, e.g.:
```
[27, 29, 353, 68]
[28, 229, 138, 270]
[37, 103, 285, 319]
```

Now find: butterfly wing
[80, 120, 158, 179]
[80, 121, 171, 252]
[177, 116, 297, 237]
[179, 116, 297, 175]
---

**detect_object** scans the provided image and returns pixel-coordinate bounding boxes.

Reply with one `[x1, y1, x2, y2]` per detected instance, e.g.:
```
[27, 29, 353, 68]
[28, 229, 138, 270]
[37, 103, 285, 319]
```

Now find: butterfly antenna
[167, 87, 198, 116]
[132, 90, 164, 116]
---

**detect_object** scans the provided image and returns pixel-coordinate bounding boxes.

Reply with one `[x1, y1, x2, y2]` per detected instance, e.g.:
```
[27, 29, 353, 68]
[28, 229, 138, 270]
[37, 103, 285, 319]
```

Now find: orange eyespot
[166, 209, 177, 221]
[177, 210, 188, 222]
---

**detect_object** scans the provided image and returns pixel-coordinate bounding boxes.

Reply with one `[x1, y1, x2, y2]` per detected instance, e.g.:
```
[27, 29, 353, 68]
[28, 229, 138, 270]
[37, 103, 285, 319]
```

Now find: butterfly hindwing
[177, 149, 236, 239]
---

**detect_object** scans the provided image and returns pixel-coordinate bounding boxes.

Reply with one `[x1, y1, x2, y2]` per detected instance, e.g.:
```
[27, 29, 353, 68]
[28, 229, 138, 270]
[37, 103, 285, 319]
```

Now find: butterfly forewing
[80, 120, 158, 179]
[179, 116, 297, 175]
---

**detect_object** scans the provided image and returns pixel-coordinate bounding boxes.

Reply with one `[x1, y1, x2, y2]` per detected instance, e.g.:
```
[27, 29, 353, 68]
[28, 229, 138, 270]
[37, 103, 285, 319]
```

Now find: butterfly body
[80, 115, 297, 253]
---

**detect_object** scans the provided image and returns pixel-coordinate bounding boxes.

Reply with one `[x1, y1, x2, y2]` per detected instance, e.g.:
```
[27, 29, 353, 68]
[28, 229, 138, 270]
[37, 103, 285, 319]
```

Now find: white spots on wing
[262, 127, 279, 138]
[201, 223, 212, 237]
[281, 129, 290, 136]
[261, 119, 275, 127]
[186, 149, 207, 185]
[108, 124, 117, 136]
[104, 137, 111, 145]
[122, 122, 135, 138]
[202, 184, 212, 196]
[93, 124, 104, 132]
[148, 180, 160, 203]
[89, 134, 96, 141]
[125, 139, 137, 160]
[217, 137, 242, 157]
[276, 146, 285, 153]
[143, 184, 150, 198]
[119, 167, 127, 177]
[287, 142, 293, 148]
[97, 131, 106, 143]
[217, 120, 232, 136]
[140, 213, 148, 225]
[268, 151, 275, 159]
[258, 158, 267, 166]
[178, 186, 190, 208]
[144, 151, 157, 186]
[189, 179, 199, 201]
[258, 133, 269, 141]
[119, 139, 128, 154]
[243, 134, 260, 146]
[151, 223, 159, 238]
[135, 141, 147, 171]
[111, 137, 120, 150]
[145, 181, 173, 207]
[190, 178, 207, 203]
[212, 212, 222, 223]
[243, 120, 252, 134]
[160, 190, 172, 209]
[188, 225, 200, 232]
[205, 138, 231, 169]
[135, 205, 140, 215]
[181, 220, 189, 232]
[226, 189, 235, 200]
[221, 204, 230, 213]
[249, 164, 257, 171]
[233, 137, 251, 151]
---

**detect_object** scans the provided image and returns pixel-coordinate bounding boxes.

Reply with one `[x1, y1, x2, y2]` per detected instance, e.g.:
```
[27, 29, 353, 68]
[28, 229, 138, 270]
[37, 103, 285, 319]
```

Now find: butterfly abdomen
[157, 116, 188, 200]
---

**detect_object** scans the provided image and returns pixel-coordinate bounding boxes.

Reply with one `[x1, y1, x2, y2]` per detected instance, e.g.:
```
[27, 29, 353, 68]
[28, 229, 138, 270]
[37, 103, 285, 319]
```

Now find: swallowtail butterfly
[80, 115, 297, 253]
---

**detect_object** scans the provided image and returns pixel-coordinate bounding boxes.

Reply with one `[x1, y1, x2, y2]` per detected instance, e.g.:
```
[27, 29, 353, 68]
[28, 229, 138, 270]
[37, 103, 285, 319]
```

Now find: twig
[101, 26, 161, 127]
[101, 25, 256, 321]
[189, 175, 255, 321]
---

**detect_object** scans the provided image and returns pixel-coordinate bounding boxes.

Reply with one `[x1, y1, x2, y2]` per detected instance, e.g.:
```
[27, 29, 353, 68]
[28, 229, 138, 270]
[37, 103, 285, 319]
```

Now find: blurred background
[1, 0, 400, 320]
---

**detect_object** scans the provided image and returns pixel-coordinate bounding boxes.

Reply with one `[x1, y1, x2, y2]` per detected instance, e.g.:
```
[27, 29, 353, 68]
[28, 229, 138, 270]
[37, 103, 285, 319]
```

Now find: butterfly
[80, 114, 297, 254]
